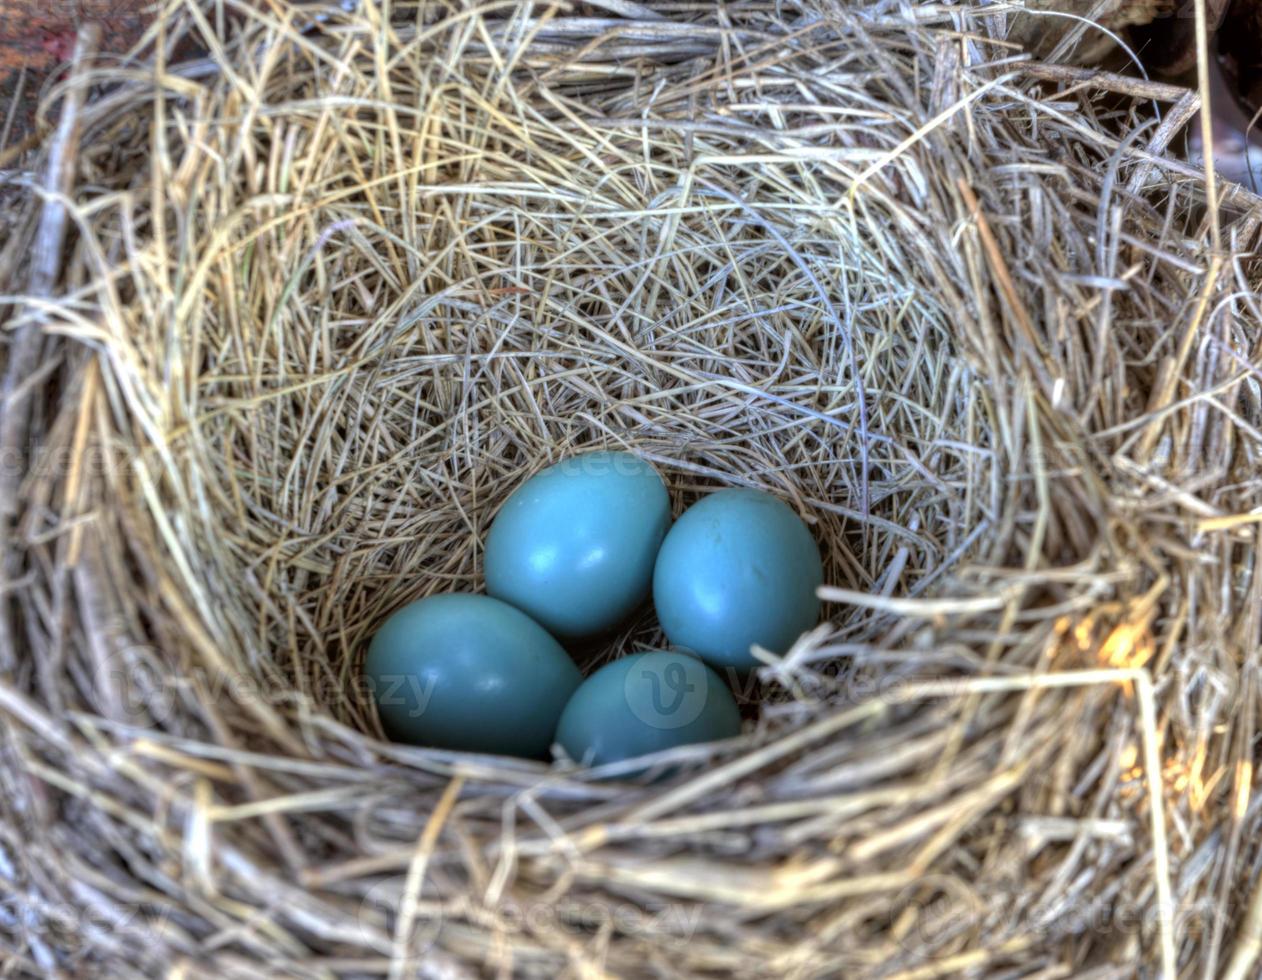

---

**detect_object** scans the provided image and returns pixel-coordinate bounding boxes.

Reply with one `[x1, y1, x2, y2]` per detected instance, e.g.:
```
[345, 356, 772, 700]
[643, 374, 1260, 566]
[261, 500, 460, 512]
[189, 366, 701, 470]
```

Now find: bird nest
[3, 1, 1262, 976]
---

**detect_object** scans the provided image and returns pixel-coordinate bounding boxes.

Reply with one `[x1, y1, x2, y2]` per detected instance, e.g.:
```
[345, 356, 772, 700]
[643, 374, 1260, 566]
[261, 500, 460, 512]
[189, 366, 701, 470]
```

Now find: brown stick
[1224, 861, 1262, 980]
[956, 179, 1052, 391]
[1022, 62, 1192, 103]
[0, 24, 101, 666]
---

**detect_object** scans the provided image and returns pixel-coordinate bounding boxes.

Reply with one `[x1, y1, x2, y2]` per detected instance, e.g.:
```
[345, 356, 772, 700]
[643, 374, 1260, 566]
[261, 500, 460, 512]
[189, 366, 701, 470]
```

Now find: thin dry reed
[1, 1, 1261, 976]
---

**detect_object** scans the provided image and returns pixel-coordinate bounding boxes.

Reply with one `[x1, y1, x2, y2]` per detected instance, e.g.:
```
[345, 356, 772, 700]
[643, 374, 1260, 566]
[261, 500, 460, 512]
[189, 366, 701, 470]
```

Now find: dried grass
[2, 1, 1262, 976]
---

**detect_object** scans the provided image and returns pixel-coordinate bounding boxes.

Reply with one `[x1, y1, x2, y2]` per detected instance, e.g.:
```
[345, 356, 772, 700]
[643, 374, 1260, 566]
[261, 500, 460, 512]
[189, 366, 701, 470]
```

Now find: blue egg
[362, 593, 581, 758]
[652, 488, 823, 670]
[484, 451, 671, 639]
[555, 650, 741, 767]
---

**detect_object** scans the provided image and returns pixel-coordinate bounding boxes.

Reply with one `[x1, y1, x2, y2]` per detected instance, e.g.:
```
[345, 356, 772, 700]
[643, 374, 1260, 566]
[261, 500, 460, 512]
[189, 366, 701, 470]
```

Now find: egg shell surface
[363, 593, 581, 758]
[555, 650, 741, 767]
[485, 451, 671, 639]
[652, 488, 823, 670]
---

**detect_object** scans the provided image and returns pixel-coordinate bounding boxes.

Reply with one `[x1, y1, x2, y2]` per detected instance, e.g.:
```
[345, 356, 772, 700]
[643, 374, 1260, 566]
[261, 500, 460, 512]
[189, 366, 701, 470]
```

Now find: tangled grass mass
[2, 1, 1262, 976]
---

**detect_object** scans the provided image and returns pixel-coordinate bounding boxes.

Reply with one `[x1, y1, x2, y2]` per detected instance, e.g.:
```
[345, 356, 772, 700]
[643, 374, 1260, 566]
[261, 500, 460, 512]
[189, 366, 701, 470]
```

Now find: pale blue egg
[363, 593, 580, 758]
[484, 451, 671, 639]
[652, 488, 822, 670]
[555, 650, 741, 767]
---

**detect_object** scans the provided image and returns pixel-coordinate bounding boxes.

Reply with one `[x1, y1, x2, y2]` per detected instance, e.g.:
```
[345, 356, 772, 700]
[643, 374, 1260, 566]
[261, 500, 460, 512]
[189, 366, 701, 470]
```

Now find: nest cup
[4, 1, 1262, 976]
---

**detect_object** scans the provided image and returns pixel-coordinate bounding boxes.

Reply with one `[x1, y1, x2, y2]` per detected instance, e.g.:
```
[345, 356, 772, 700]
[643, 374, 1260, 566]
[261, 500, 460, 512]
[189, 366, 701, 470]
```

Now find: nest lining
[2, 1, 1262, 977]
